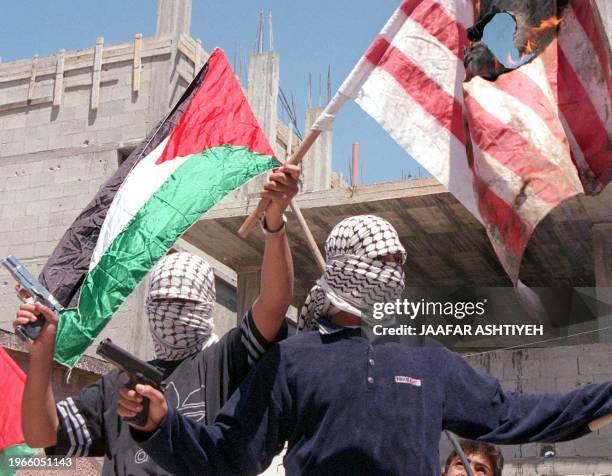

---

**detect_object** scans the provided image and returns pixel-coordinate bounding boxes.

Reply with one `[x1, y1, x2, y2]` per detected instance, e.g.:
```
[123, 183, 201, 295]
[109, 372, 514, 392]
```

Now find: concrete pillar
[239, 51, 280, 198]
[128, 279, 155, 360]
[302, 107, 332, 192]
[149, 0, 192, 125]
[247, 52, 279, 148]
[156, 0, 192, 39]
[236, 269, 261, 324]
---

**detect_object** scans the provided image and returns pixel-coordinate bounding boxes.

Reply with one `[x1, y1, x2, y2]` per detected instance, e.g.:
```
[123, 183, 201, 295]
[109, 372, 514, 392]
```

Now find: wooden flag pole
[289, 199, 326, 273]
[237, 0, 389, 239]
[237, 128, 322, 237]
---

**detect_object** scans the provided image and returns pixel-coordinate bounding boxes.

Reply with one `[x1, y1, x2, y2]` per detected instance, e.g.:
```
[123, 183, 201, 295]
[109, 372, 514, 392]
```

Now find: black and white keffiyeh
[298, 215, 406, 331]
[146, 252, 217, 361]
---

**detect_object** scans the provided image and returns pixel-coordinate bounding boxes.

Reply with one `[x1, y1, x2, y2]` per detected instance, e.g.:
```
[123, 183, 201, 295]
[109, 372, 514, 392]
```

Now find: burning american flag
[314, 0, 611, 283]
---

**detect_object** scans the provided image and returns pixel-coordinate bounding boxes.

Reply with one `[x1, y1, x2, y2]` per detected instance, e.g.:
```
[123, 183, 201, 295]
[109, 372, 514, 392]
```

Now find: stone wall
[0, 32, 248, 361]
[0, 39, 169, 359]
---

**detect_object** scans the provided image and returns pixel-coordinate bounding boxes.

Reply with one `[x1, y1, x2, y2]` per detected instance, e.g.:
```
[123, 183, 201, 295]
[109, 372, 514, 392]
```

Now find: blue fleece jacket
[135, 326, 612, 475]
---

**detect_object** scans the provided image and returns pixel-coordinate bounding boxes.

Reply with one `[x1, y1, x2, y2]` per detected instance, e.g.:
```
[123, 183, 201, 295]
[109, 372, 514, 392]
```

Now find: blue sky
[0, 1, 514, 184]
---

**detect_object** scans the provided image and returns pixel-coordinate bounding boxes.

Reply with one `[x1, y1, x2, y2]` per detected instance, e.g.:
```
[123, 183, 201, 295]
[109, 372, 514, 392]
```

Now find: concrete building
[0, 0, 610, 474]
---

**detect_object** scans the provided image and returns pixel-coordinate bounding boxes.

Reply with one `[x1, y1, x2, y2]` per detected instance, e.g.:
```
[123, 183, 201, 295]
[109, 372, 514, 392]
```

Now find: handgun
[2, 255, 63, 342]
[96, 338, 164, 427]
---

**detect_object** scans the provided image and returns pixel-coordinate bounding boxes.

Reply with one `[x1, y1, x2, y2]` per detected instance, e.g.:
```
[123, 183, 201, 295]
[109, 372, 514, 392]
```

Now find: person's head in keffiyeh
[298, 215, 406, 331]
[145, 252, 218, 361]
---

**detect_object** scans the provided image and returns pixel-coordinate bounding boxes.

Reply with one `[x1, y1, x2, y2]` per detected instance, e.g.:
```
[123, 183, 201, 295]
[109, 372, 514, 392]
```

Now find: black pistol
[2, 255, 63, 342]
[96, 338, 164, 427]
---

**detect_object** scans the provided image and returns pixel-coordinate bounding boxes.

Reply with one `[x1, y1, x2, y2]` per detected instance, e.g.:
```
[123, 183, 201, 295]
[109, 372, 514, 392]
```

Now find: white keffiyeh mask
[298, 215, 406, 331]
[146, 253, 218, 361]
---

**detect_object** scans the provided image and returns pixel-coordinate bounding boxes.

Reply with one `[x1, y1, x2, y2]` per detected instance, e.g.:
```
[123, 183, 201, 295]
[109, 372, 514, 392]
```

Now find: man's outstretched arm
[251, 164, 299, 342]
[121, 347, 288, 475]
[14, 303, 59, 448]
[14, 303, 107, 456]
[443, 351, 612, 443]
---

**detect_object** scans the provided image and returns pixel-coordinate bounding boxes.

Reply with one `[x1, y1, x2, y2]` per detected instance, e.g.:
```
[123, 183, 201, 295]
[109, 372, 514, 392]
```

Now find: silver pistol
[2, 255, 63, 342]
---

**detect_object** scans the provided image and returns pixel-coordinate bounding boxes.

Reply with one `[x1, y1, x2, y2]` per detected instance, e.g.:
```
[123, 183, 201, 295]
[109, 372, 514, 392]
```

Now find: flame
[525, 38, 537, 54]
[523, 15, 562, 54]
[536, 16, 563, 30]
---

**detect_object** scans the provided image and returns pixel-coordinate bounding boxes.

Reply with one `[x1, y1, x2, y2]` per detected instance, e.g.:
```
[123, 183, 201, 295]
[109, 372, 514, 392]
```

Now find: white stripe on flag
[388, 16, 464, 99]
[464, 78, 579, 183]
[559, 7, 611, 130]
[91, 137, 192, 271]
[430, 0, 473, 30]
[471, 145, 559, 228]
[515, 59, 562, 126]
[356, 67, 481, 221]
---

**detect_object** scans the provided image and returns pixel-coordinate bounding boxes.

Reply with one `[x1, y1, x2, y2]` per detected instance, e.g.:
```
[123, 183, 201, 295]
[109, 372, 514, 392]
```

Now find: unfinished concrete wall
[156, 0, 191, 39]
[0, 41, 170, 360]
[0, 32, 212, 360]
[0, 37, 176, 154]
[247, 52, 280, 153]
[302, 106, 332, 192]
[439, 343, 612, 471]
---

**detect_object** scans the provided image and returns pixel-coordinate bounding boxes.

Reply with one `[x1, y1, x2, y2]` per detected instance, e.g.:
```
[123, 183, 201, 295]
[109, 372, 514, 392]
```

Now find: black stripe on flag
[39, 63, 210, 308]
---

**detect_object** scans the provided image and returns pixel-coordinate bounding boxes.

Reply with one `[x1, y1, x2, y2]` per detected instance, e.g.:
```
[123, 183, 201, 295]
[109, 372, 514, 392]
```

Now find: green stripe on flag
[54, 145, 276, 367]
[0, 444, 38, 476]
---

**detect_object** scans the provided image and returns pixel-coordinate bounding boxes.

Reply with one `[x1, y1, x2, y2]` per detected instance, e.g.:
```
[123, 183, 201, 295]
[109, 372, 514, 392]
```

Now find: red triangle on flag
[157, 48, 275, 164]
[0, 347, 27, 451]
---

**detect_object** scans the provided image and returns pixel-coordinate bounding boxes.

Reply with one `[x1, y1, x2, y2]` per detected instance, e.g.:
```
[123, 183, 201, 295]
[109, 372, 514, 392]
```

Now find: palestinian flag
[0, 347, 37, 476]
[39, 48, 278, 367]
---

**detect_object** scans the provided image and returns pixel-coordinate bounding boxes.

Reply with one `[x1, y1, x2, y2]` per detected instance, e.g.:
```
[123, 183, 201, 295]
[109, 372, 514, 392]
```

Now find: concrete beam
[0, 38, 173, 86]
[205, 178, 446, 220]
[0, 329, 111, 376]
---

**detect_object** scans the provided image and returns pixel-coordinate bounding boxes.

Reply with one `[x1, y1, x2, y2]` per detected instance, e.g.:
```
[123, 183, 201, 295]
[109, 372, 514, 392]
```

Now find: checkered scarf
[298, 215, 406, 331]
[146, 253, 217, 361]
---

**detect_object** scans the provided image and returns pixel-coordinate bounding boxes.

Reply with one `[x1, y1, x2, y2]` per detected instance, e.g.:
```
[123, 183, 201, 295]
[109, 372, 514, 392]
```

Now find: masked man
[13, 164, 299, 475]
[121, 215, 612, 476]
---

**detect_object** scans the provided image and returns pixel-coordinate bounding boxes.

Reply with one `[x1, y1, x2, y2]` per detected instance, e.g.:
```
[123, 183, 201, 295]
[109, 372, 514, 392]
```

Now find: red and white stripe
[353, 0, 481, 220]
[541, 1, 612, 191]
[464, 0, 610, 280]
[317, 0, 611, 283]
